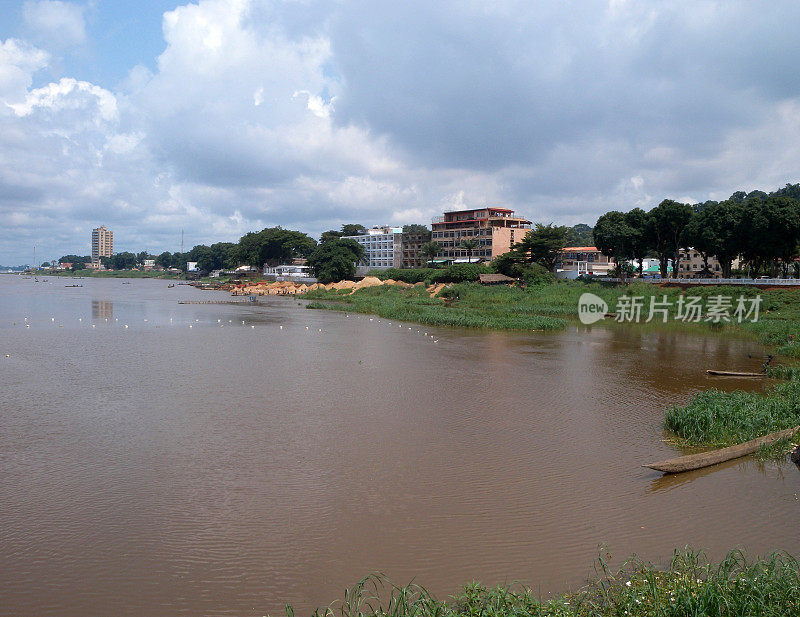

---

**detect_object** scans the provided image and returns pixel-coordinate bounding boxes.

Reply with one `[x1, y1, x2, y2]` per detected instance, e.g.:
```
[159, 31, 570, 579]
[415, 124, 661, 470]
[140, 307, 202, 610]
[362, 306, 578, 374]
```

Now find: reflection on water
[0, 275, 798, 617]
[91, 299, 113, 320]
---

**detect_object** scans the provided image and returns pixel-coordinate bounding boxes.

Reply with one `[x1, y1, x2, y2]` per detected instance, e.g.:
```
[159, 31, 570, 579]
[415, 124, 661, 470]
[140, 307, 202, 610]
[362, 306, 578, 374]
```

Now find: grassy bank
[36, 269, 186, 279]
[296, 549, 800, 617]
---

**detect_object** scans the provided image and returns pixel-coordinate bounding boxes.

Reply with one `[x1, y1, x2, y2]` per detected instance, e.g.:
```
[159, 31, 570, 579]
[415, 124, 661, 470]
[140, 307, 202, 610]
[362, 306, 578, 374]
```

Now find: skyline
[3, 1, 800, 263]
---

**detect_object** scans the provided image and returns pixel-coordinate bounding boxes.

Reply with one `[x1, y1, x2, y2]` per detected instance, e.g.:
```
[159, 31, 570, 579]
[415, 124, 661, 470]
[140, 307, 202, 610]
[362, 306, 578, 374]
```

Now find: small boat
[167, 283, 175, 288]
[706, 369, 766, 377]
[65, 284, 83, 287]
[643, 426, 799, 474]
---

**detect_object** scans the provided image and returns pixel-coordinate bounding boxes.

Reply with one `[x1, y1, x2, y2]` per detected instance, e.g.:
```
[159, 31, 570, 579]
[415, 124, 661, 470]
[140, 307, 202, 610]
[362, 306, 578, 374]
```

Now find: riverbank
[303, 280, 800, 455]
[305, 549, 800, 617]
[22, 268, 186, 279]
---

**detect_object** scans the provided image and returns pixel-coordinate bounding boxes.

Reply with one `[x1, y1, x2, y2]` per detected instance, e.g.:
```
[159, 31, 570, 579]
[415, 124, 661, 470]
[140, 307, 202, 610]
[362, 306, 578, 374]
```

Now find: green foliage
[647, 199, 694, 277]
[402, 224, 431, 241]
[665, 379, 800, 449]
[296, 550, 800, 617]
[515, 223, 569, 271]
[340, 223, 367, 236]
[565, 223, 594, 247]
[429, 263, 490, 283]
[418, 241, 442, 266]
[101, 251, 137, 270]
[236, 227, 317, 268]
[306, 238, 365, 283]
[306, 283, 565, 331]
[320, 230, 343, 243]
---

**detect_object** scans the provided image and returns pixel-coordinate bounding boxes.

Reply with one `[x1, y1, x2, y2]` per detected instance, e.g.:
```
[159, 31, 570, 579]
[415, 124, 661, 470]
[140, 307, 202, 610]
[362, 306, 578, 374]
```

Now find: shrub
[429, 263, 491, 283]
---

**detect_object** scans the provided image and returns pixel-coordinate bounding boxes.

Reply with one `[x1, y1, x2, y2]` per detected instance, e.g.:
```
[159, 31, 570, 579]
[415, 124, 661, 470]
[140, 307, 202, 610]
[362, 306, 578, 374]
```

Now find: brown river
[1, 276, 798, 616]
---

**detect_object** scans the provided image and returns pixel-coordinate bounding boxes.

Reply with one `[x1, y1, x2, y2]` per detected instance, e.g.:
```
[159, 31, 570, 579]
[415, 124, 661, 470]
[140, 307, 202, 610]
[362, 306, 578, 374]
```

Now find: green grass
[306, 284, 566, 331]
[664, 379, 800, 453]
[293, 549, 800, 617]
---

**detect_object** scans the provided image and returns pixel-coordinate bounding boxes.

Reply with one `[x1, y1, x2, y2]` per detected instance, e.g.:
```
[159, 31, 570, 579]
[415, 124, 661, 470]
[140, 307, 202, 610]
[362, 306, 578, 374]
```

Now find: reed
[293, 550, 800, 617]
[664, 379, 800, 449]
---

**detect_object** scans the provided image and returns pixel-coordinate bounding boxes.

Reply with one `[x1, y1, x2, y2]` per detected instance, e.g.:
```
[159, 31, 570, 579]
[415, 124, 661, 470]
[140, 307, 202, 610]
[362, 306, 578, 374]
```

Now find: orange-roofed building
[557, 246, 615, 277]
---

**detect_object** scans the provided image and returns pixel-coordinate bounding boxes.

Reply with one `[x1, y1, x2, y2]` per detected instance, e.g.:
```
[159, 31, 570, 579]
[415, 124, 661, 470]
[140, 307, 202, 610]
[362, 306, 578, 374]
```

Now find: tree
[459, 238, 480, 263]
[71, 261, 86, 271]
[419, 241, 441, 266]
[739, 196, 800, 276]
[41, 261, 50, 267]
[565, 223, 594, 247]
[320, 230, 343, 243]
[101, 252, 136, 270]
[340, 224, 367, 237]
[515, 223, 569, 272]
[647, 199, 694, 277]
[624, 208, 650, 275]
[402, 224, 431, 241]
[155, 252, 172, 269]
[593, 211, 634, 277]
[136, 251, 149, 266]
[236, 227, 317, 268]
[306, 238, 365, 283]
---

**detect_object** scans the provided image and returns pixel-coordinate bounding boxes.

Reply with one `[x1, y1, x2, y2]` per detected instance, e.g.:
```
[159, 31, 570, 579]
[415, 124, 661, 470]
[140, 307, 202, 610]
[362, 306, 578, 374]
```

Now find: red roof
[561, 246, 599, 252]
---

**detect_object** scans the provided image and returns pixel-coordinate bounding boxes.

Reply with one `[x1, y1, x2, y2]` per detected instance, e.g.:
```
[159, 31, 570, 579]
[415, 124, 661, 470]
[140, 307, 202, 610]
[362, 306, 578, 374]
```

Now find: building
[263, 264, 315, 281]
[91, 226, 113, 267]
[342, 226, 403, 272]
[675, 249, 738, 278]
[430, 207, 531, 262]
[400, 231, 429, 268]
[556, 247, 615, 277]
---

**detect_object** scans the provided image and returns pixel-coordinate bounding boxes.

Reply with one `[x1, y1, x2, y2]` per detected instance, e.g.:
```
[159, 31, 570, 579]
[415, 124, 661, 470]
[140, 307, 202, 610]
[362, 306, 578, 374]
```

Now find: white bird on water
[279, 325, 283, 330]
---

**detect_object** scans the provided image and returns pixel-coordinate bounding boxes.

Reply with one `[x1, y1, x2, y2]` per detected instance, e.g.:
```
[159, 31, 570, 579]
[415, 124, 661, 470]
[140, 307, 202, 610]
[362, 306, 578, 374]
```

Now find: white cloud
[6, 0, 800, 264]
[0, 38, 49, 105]
[22, 0, 86, 49]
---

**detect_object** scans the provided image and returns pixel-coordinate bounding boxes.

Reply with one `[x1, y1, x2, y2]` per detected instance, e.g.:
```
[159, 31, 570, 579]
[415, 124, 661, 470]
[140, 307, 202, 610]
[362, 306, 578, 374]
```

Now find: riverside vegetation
[305, 272, 800, 456]
[295, 550, 800, 617]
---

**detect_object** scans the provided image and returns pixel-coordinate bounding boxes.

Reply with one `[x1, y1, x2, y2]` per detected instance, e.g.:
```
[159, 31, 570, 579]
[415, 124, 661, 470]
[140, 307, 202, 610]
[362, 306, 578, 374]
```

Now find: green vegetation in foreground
[294, 550, 800, 617]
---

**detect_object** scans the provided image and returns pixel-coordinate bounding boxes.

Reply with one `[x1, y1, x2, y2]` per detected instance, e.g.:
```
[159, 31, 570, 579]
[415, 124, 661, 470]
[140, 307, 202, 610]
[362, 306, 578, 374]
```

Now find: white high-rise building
[342, 226, 403, 272]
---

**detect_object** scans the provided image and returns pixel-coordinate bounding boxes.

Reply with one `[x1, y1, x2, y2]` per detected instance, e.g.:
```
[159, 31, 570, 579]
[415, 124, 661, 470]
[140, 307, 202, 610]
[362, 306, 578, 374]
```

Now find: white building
[342, 226, 403, 272]
[263, 264, 315, 281]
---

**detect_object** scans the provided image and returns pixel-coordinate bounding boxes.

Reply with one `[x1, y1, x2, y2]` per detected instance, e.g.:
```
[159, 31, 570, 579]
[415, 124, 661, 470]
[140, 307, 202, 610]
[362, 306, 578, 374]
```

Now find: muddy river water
[1, 276, 798, 616]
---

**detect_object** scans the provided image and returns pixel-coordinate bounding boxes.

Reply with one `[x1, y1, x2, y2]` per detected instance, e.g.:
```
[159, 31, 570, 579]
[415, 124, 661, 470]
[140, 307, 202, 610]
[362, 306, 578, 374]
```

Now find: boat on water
[706, 369, 766, 377]
[167, 283, 175, 288]
[643, 426, 799, 474]
[65, 284, 83, 288]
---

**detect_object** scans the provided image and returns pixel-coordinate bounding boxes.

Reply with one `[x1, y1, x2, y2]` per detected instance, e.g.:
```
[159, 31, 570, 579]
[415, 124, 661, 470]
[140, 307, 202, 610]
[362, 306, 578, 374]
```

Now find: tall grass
[293, 550, 800, 617]
[664, 379, 800, 449]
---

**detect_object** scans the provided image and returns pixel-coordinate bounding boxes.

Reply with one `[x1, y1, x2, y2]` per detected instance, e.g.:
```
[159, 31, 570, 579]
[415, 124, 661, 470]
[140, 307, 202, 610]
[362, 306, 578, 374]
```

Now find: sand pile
[231, 277, 448, 297]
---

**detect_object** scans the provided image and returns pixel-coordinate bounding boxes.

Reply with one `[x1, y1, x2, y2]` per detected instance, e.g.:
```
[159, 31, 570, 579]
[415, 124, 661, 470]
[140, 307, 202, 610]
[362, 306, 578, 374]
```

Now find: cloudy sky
[2, 0, 800, 263]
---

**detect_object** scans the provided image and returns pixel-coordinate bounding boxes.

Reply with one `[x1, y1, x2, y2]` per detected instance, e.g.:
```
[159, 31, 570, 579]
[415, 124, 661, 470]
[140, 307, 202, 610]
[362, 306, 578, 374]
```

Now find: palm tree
[459, 238, 480, 263]
[419, 241, 441, 267]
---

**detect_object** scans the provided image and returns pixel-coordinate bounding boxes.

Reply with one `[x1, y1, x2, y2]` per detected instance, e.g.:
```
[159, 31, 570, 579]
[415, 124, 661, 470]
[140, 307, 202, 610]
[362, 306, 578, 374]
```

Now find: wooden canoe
[643, 426, 799, 474]
[706, 369, 766, 377]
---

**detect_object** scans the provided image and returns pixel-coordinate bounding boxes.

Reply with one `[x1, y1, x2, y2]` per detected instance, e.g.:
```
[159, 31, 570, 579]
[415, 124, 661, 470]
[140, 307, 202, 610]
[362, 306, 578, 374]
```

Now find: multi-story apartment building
[91, 226, 113, 267]
[430, 207, 531, 262]
[675, 249, 738, 278]
[556, 246, 615, 277]
[343, 226, 403, 271]
[400, 231, 429, 268]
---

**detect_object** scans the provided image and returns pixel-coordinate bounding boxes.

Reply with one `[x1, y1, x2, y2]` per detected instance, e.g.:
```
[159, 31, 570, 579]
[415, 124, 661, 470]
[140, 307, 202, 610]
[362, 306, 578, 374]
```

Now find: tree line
[593, 184, 800, 278]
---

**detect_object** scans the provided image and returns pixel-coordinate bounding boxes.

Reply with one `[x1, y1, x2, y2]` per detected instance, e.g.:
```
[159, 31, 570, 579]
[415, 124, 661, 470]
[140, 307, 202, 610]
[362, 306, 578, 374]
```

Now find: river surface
[1, 275, 798, 616]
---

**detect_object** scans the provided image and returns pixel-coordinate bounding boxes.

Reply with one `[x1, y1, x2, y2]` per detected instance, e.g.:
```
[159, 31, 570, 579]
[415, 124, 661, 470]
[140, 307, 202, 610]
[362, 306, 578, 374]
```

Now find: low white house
[263, 264, 316, 282]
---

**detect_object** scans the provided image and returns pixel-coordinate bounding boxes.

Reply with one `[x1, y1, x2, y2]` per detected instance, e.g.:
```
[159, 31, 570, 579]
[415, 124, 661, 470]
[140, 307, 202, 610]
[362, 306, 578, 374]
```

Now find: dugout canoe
[706, 369, 766, 377]
[643, 426, 800, 474]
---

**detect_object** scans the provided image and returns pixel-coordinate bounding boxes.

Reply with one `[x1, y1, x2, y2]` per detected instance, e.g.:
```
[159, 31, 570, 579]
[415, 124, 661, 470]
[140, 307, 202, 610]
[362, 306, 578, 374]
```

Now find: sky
[2, 1, 800, 264]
